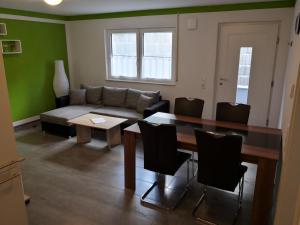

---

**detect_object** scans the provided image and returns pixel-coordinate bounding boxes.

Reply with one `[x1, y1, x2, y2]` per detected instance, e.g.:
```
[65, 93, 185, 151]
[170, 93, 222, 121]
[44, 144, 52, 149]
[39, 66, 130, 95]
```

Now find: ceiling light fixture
[44, 0, 63, 6]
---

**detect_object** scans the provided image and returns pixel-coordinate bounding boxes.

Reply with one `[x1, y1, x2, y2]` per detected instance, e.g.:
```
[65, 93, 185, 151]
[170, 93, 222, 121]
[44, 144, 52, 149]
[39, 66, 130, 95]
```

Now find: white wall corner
[65, 22, 75, 89]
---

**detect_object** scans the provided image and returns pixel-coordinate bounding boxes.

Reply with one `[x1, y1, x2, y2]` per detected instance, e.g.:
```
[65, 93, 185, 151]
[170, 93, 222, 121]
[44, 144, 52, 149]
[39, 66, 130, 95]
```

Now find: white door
[215, 22, 279, 127]
[0, 53, 28, 225]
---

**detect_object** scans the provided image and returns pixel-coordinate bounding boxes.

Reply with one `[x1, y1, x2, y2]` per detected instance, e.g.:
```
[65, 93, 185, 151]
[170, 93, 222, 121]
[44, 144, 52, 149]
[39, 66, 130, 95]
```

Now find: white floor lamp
[53, 60, 70, 107]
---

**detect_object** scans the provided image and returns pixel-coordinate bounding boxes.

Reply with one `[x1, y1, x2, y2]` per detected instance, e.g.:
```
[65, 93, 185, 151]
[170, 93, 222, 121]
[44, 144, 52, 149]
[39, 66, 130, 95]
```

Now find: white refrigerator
[0, 54, 28, 225]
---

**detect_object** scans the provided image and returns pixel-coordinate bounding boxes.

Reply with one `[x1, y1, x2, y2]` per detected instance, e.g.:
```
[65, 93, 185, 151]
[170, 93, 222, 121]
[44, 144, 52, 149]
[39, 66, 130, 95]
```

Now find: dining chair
[174, 97, 205, 175]
[138, 120, 191, 210]
[216, 102, 250, 125]
[193, 129, 248, 224]
[174, 97, 205, 118]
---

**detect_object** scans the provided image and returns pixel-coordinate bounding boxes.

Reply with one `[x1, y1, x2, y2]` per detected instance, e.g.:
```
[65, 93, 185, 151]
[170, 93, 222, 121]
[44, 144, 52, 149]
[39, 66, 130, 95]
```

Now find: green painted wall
[0, 19, 68, 121]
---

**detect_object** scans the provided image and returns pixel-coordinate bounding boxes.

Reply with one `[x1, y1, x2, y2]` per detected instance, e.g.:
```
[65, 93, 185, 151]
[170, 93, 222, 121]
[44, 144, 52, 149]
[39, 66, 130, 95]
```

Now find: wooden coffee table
[68, 113, 127, 149]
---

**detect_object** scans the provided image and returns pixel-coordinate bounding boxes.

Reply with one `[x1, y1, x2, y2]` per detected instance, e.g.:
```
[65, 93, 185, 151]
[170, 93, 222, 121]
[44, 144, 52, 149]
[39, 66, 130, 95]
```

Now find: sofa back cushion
[103, 86, 128, 107]
[70, 89, 86, 105]
[126, 88, 160, 109]
[81, 84, 103, 105]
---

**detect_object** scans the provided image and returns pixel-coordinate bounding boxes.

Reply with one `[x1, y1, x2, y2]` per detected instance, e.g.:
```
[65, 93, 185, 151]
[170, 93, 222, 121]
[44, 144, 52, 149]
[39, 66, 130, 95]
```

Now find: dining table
[123, 112, 282, 225]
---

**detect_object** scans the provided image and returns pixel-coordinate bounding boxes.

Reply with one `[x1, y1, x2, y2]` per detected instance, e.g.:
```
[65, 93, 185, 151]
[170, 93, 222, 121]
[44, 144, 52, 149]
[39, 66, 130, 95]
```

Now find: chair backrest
[216, 102, 250, 125]
[174, 97, 204, 118]
[194, 129, 243, 191]
[138, 120, 178, 175]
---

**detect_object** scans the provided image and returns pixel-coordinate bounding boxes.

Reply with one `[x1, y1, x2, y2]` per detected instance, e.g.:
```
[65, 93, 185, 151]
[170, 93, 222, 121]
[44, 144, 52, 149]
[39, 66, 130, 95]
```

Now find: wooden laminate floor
[16, 123, 256, 225]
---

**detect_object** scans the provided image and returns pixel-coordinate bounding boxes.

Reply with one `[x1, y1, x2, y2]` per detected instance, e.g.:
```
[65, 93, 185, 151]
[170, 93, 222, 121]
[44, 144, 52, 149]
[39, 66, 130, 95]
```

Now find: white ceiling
[0, 0, 283, 16]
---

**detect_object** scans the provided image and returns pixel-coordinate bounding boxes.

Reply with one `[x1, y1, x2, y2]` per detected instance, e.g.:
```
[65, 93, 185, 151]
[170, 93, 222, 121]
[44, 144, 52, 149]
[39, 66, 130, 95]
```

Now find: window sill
[106, 78, 177, 86]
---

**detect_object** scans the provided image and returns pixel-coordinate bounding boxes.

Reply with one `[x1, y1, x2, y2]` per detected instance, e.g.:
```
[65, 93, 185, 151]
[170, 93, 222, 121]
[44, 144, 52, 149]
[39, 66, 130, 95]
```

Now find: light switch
[187, 18, 197, 30]
[201, 77, 206, 90]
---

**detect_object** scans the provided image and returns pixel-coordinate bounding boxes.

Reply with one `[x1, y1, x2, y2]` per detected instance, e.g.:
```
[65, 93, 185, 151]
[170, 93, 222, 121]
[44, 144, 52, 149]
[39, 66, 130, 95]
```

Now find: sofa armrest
[143, 100, 170, 118]
[55, 95, 70, 108]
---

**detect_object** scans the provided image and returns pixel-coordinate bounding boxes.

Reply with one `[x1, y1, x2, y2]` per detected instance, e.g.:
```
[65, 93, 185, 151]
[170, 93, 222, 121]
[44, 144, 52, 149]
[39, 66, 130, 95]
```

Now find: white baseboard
[13, 115, 40, 127]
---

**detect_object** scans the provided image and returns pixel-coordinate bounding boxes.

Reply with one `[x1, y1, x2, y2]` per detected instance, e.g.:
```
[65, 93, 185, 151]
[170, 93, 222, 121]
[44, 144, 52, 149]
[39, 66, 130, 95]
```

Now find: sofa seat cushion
[90, 106, 143, 123]
[40, 105, 100, 126]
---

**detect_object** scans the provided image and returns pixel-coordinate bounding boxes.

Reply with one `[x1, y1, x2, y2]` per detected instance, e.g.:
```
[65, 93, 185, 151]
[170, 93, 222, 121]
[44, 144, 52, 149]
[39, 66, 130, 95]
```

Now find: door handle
[219, 78, 229, 81]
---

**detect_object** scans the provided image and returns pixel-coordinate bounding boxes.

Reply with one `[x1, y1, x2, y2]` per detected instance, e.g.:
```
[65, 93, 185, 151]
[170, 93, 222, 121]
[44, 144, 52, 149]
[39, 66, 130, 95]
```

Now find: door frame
[212, 21, 280, 126]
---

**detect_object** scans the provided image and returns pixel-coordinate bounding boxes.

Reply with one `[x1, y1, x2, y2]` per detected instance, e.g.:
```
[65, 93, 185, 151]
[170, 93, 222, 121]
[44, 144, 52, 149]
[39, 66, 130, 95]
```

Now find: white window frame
[105, 29, 139, 81]
[105, 28, 177, 85]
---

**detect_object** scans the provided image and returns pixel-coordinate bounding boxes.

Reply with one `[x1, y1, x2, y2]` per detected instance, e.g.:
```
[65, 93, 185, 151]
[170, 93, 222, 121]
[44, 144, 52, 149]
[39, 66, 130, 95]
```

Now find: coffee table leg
[106, 125, 121, 149]
[76, 125, 91, 144]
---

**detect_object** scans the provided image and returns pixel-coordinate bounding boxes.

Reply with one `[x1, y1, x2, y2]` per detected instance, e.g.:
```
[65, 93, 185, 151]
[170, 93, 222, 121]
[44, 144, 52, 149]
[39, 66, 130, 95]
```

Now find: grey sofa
[40, 86, 170, 137]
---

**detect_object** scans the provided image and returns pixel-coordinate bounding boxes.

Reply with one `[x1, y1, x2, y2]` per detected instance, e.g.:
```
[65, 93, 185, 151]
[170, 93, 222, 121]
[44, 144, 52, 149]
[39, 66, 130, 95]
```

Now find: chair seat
[154, 151, 191, 176]
[212, 165, 248, 192]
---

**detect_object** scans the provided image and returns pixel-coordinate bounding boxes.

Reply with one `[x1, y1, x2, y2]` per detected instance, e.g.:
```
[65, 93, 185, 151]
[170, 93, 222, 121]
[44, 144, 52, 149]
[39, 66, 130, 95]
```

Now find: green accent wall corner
[0, 19, 68, 122]
[0, 7, 66, 20]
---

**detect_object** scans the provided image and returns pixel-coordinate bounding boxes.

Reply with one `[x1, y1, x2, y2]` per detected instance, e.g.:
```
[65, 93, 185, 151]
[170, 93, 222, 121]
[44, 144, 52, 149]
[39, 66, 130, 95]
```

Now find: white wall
[66, 8, 293, 127]
[275, 39, 300, 225]
[280, 1, 300, 143]
[271, 1, 300, 224]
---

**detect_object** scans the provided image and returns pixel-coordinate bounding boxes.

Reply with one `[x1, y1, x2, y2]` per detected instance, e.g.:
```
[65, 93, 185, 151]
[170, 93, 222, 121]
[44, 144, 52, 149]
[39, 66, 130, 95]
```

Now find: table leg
[106, 125, 121, 149]
[124, 130, 136, 190]
[76, 125, 91, 144]
[251, 158, 277, 225]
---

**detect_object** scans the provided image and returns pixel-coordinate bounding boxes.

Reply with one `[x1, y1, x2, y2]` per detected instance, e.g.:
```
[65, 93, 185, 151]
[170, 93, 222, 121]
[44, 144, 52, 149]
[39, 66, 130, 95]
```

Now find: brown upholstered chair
[174, 97, 205, 175]
[216, 102, 250, 125]
[138, 120, 191, 210]
[174, 97, 204, 118]
[193, 129, 247, 224]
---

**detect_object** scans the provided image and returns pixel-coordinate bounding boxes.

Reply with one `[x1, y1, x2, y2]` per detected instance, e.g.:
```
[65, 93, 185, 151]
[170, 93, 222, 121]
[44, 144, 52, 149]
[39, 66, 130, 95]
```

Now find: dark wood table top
[124, 112, 282, 161]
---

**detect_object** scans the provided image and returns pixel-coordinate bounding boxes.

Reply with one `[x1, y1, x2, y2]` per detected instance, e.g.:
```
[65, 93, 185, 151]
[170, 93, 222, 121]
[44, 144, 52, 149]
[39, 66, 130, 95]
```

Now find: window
[142, 32, 173, 80]
[106, 28, 176, 84]
[110, 32, 137, 78]
[235, 47, 253, 104]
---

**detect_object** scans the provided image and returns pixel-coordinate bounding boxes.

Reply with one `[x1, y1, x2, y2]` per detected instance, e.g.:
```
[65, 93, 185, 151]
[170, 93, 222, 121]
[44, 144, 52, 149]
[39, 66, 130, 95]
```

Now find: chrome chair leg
[192, 152, 195, 175]
[191, 152, 198, 177]
[141, 160, 190, 211]
[141, 181, 158, 202]
[187, 159, 190, 185]
[193, 177, 245, 225]
[233, 175, 245, 225]
[172, 160, 190, 209]
[192, 186, 215, 225]
[241, 175, 245, 206]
